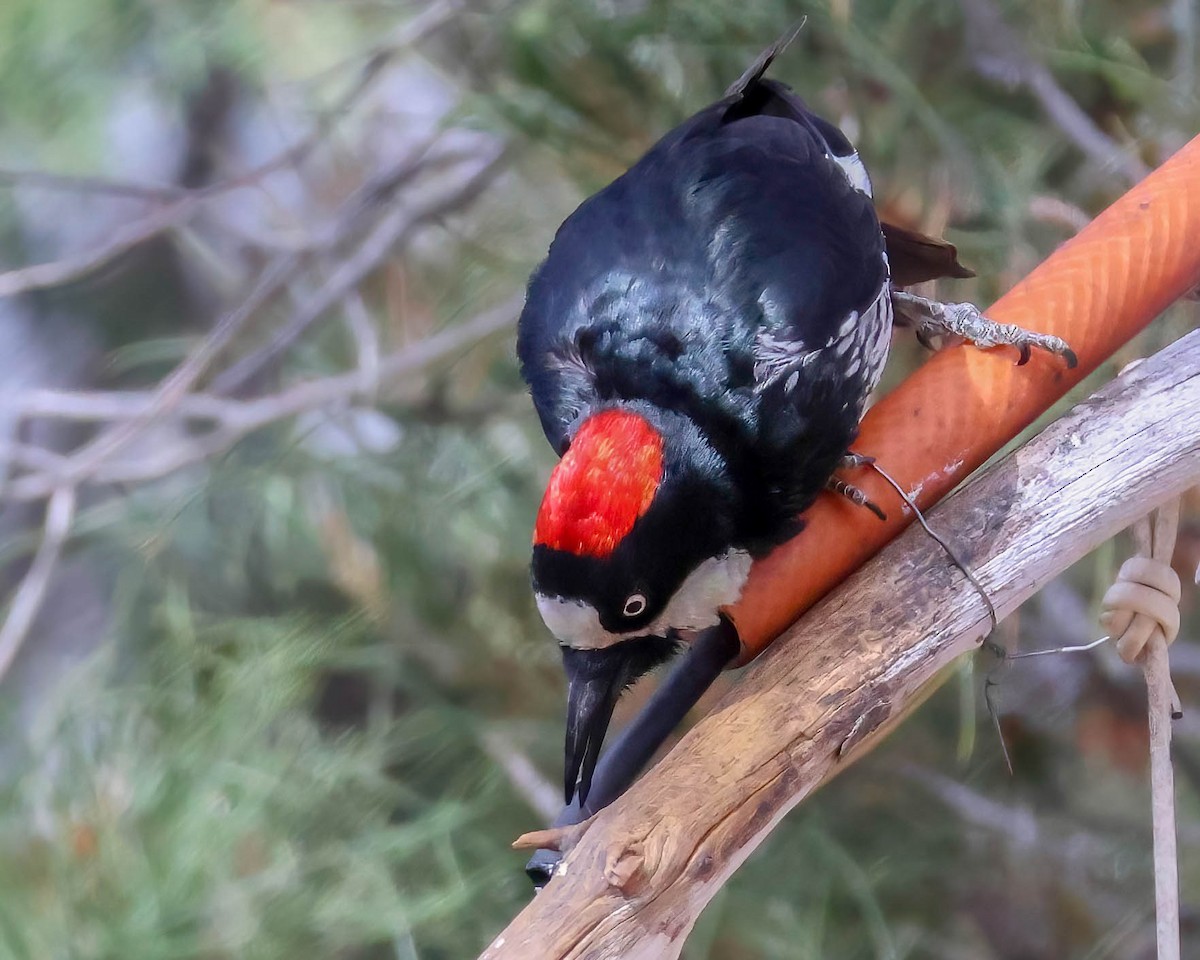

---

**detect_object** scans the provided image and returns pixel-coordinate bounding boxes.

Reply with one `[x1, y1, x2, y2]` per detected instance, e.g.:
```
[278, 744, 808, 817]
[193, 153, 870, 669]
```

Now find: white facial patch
[535, 549, 753, 650]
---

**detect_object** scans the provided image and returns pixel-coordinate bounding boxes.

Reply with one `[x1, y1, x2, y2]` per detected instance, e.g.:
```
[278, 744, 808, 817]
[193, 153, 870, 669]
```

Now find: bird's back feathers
[519, 42, 893, 545]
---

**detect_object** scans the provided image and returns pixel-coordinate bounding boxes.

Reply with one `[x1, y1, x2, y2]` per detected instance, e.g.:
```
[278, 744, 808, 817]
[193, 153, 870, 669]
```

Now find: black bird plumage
[520, 35, 919, 806]
[520, 30, 1073, 810]
[520, 55, 889, 552]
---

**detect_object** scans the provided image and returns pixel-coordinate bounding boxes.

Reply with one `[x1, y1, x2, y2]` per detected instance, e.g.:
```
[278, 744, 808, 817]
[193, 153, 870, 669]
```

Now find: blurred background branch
[0, 1, 1196, 958]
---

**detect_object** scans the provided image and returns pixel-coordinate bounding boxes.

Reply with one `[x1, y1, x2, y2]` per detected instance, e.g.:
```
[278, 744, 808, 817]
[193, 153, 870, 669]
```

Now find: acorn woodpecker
[518, 33, 1074, 806]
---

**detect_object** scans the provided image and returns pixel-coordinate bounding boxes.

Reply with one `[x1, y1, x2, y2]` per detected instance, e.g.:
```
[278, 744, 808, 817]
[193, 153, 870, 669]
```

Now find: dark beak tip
[562, 644, 629, 816]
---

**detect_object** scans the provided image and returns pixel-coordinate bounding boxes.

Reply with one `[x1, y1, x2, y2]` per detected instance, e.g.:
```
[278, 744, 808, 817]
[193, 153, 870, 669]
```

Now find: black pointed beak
[562, 645, 630, 807]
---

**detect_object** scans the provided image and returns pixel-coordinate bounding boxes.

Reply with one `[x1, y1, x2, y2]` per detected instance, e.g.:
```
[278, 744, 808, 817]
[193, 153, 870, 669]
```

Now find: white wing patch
[827, 149, 873, 197]
[752, 330, 822, 388]
[536, 549, 753, 651]
[752, 264, 893, 407]
[853, 273, 894, 408]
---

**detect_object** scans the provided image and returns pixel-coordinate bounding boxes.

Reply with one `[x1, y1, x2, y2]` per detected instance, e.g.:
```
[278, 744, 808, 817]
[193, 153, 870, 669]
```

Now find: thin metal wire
[1007, 636, 1110, 659]
[867, 460, 999, 629]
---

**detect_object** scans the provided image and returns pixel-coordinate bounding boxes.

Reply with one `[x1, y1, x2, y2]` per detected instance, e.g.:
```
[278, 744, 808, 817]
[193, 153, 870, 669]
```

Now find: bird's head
[531, 404, 751, 804]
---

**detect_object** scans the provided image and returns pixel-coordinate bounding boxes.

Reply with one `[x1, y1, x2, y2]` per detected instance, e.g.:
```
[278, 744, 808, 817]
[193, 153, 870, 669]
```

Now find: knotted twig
[1100, 501, 1188, 960]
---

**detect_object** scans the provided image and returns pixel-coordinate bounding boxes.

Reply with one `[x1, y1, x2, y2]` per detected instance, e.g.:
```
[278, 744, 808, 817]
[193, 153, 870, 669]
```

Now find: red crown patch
[534, 410, 664, 558]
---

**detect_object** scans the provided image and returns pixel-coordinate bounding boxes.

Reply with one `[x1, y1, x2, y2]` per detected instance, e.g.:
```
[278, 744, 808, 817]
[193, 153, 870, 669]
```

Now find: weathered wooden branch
[481, 329, 1200, 960]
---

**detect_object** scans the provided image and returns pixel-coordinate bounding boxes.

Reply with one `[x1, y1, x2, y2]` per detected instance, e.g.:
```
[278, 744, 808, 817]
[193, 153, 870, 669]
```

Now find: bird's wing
[686, 80, 889, 381]
[517, 69, 887, 458]
[690, 79, 891, 524]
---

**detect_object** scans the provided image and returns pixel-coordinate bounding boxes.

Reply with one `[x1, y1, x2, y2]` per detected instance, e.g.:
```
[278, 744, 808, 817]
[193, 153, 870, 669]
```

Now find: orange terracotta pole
[727, 134, 1200, 663]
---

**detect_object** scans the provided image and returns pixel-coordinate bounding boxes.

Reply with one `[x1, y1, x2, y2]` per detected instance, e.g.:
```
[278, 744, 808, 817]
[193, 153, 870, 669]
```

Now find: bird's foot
[892, 290, 1078, 368]
[827, 453, 887, 521]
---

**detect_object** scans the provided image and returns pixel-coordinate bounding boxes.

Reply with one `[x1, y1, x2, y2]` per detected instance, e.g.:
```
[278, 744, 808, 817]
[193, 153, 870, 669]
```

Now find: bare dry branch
[282, 0, 466, 97]
[1171, 0, 1197, 95]
[184, 0, 463, 196]
[0, 485, 77, 683]
[1, 293, 521, 501]
[0, 197, 202, 297]
[342, 290, 382, 402]
[0, 3, 465, 297]
[200, 135, 475, 256]
[41, 255, 298, 487]
[480, 331, 1200, 960]
[0, 440, 69, 474]
[483, 730, 562, 822]
[209, 145, 513, 395]
[0, 169, 185, 202]
[1029, 195, 1091, 234]
[3, 389, 236, 423]
[895, 763, 1111, 860]
[962, 0, 1149, 185]
[0, 3, 461, 206]
[512, 818, 597, 854]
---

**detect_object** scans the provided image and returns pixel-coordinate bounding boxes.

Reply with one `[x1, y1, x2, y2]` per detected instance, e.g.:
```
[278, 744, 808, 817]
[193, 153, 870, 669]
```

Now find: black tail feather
[881, 222, 977, 286]
[725, 19, 807, 98]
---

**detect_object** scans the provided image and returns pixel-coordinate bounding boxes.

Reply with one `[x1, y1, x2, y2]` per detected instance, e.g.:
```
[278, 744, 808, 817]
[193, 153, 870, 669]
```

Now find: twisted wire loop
[1100, 498, 1188, 960]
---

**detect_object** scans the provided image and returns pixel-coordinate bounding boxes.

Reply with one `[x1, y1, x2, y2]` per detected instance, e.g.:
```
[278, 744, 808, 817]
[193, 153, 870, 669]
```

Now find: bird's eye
[622, 593, 648, 618]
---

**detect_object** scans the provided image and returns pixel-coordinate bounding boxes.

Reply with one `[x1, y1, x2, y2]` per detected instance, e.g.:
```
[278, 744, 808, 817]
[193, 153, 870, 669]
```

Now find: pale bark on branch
[482, 330, 1200, 960]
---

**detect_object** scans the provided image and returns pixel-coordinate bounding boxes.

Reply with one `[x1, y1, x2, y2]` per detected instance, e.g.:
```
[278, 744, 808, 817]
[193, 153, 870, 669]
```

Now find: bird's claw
[826, 474, 887, 521]
[893, 291, 1077, 369]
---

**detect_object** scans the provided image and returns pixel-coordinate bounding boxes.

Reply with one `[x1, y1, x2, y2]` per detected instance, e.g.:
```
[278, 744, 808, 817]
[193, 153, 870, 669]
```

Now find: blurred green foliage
[0, 1, 1197, 958]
